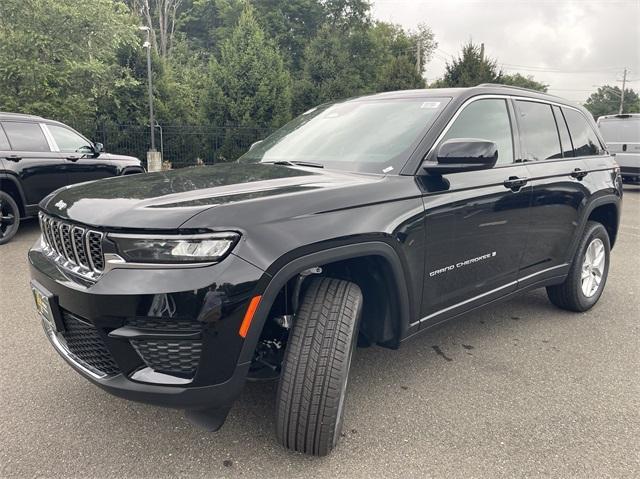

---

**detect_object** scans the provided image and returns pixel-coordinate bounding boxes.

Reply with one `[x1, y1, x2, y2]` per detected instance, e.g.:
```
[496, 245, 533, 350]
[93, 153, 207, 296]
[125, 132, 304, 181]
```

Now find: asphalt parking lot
[1, 186, 639, 478]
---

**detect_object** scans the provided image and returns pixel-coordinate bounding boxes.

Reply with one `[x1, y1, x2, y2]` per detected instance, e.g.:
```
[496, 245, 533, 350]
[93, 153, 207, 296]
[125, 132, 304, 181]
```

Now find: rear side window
[0, 126, 10, 150]
[1, 121, 50, 152]
[442, 98, 514, 164]
[47, 124, 92, 153]
[564, 108, 603, 156]
[553, 106, 574, 158]
[515, 100, 562, 161]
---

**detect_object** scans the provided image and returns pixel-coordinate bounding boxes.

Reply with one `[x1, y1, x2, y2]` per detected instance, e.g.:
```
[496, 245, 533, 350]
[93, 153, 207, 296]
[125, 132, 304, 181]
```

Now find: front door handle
[5, 155, 22, 162]
[570, 168, 588, 180]
[66, 156, 81, 162]
[503, 176, 528, 192]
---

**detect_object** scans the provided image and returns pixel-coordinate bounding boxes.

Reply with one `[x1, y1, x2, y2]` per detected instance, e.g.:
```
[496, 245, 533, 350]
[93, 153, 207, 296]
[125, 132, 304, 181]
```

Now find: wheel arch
[586, 201, 619, 248]
[237, 241, 413, 364]
[0, 173, 27, 216]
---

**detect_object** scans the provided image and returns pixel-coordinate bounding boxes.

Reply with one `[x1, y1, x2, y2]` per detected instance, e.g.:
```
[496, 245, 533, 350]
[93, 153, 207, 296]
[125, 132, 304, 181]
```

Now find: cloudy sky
[371, 0, 640, 103]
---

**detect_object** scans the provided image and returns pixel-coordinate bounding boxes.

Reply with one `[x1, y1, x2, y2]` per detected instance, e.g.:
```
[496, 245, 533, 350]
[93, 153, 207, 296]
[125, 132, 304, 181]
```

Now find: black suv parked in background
[0, 113, 143, 244]
[29, 85, 622, 456]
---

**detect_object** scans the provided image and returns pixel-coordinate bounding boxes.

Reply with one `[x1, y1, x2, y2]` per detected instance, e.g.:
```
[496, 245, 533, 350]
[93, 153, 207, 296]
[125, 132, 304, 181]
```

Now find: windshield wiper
[262, 160, 324, 168]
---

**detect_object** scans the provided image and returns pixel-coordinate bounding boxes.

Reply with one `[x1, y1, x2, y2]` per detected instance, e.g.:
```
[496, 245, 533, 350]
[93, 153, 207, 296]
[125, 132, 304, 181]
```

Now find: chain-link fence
[70, 122, 274, 169]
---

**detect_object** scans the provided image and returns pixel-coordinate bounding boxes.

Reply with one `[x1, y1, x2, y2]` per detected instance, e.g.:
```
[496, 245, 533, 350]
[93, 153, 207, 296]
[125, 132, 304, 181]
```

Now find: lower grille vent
[130, 340, 202, 375]
[61, 312, 120, 376]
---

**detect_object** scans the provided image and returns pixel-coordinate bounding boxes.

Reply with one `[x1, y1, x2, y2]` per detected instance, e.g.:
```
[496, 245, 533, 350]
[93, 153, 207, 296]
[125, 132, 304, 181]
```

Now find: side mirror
[422, 138, 498, 175]
[93, 142, 104, 154]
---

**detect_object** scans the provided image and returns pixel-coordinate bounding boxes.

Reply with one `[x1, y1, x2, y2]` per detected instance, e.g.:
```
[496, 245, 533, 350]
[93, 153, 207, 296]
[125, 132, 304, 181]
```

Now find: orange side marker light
[239, 295, 261, 338]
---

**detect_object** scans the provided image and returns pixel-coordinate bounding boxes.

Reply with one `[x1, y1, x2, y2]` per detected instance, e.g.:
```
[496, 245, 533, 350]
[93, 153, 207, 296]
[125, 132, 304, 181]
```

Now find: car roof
[0, 111, 70, 129]
[352, 84, 579, 108]
[597, 113, 640, 121]
[0, 111, 47, 122]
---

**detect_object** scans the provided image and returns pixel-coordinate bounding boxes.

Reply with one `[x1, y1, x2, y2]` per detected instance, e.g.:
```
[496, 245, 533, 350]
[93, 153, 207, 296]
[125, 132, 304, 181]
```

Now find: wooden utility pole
[619, 68, 627, 114]
[416, 38, 422, 75]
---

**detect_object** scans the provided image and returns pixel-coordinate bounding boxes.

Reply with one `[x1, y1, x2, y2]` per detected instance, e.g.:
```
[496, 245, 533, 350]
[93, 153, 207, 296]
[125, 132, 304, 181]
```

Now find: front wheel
[546, 221, 610, 312]
[0, 191, 20, 245]
[275, 277, 362, 456]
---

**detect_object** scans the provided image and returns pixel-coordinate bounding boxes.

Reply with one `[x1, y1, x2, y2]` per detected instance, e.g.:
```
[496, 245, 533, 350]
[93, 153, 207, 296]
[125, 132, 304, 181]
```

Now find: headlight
[109, 232, 239, 263]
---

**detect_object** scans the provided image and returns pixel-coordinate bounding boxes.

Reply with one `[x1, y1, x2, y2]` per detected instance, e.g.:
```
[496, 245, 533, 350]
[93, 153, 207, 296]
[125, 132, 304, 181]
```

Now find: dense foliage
[0, 0, 434, 130]
[1, 1, 563, 162]
[431, 42, 548, 92]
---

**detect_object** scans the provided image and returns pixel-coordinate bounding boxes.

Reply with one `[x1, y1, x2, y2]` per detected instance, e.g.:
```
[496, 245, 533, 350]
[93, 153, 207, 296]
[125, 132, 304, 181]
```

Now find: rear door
[419, 97, 532, 326]
[516, 100, 590, 287]
[44, 123, 119, 183]
[1, 121, 68, 206]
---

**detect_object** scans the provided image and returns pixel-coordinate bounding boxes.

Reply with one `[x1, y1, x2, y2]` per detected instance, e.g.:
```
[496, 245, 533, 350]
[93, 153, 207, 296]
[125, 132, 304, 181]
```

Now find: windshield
[599, 118, 640, 143]
[239, 97, 449, 174]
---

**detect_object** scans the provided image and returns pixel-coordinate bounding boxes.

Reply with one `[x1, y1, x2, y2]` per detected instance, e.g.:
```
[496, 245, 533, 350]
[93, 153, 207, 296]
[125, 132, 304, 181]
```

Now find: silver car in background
[598, 113, 640, 183]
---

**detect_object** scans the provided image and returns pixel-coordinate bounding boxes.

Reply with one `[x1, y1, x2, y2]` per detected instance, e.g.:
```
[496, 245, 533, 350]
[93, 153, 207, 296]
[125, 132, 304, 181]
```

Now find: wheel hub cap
[581, 238, 605, 298]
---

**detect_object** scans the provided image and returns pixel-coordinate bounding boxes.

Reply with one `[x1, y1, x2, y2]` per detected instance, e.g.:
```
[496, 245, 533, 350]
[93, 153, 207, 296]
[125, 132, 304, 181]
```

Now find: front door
[44, 123, 118, 184]
[419, 97, 531, 327]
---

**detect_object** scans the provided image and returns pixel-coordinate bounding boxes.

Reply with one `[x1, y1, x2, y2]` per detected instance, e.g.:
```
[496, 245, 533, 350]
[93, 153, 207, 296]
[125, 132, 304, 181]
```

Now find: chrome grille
[39, 213, 105, 279]
[72, 226, 90, 268]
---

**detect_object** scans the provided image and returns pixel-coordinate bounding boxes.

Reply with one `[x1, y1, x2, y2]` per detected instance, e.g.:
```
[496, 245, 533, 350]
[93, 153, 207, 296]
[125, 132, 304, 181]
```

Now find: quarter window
[441, 99, 514, 165]
[1, 121, 50, 152]
[47, 124, 93, 153]
[563, 108, 604, 156]
[516, 101, 562, 161]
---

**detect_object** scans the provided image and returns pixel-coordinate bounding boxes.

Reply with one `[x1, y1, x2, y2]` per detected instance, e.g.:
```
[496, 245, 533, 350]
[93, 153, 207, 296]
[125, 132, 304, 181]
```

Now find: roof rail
[476, 83, 561, 98]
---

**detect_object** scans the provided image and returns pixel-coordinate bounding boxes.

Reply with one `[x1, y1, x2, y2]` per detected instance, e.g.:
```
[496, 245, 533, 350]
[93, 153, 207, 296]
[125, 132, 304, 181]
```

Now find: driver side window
[442, 99, 514, 165]
[47, 124, 93, 153]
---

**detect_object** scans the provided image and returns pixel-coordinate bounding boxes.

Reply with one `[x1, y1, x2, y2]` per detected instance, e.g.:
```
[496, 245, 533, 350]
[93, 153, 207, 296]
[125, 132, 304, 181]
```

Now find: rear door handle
[570, 168, 588, 180]
[5, 155, 22, 162]
[66, 156, 81, 162]
[503, 176, 528, 192]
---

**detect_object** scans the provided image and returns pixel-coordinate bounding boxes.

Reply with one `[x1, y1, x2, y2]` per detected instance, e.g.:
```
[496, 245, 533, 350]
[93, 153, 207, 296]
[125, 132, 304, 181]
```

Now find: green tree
[584, 85, 640, 117]
[501, 73, 547, 92]
[431, 42, 501, 87]
[295, 20, 434, 113]
[203, 4, 292, 159]
[432, 42, 548, 92]
[0, 0, 139, 126]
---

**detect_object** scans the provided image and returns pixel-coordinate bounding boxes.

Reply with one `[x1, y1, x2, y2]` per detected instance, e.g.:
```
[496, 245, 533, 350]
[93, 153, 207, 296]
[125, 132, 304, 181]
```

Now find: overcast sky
[371, 0, 640, 103]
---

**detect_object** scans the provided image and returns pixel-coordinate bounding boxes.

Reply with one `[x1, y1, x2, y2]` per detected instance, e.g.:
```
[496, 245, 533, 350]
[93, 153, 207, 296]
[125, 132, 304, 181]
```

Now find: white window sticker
[382, 166, 394, 173]
[420, 101, 441, 109]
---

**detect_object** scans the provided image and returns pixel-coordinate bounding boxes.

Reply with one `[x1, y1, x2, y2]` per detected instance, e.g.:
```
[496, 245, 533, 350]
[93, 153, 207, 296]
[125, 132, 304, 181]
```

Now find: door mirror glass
[423, 138, 498, 174]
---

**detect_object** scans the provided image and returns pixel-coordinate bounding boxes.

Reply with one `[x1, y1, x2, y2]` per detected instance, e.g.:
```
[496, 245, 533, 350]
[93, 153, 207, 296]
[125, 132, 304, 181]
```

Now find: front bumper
[620, 166, 640, 181]
[29, 240, 265, 415]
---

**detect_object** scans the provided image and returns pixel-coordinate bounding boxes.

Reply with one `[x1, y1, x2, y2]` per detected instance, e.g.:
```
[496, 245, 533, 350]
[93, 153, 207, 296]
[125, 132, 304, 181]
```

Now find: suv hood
[41, 163, 382, 229]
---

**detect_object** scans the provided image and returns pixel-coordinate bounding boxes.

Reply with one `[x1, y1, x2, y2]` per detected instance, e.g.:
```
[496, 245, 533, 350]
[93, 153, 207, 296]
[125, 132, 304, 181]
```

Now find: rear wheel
[0, 191, 20, 245]
[546, 221, 610, 312]
[275, 277, 362, 456]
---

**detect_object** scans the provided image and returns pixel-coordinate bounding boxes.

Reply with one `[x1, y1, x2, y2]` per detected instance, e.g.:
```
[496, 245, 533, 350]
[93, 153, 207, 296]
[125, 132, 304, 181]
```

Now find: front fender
[237, 241, 412, 364]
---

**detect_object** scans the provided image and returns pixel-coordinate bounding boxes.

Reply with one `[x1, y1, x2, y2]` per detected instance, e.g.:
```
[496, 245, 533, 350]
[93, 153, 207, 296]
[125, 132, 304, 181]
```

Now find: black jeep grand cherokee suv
[0, 112, 143, 244]
[29, 85, 622, 456]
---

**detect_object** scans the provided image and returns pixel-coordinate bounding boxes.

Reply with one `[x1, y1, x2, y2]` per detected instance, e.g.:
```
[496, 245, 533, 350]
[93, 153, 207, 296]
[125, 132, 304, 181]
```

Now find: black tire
[0, 191, 20, 245]
[275, 277, 362, 456]
[546, 221, 610, 312]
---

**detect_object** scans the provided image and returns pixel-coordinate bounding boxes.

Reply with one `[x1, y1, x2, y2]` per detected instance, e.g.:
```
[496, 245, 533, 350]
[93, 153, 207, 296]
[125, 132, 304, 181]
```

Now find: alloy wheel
[581, 238, 606, 298]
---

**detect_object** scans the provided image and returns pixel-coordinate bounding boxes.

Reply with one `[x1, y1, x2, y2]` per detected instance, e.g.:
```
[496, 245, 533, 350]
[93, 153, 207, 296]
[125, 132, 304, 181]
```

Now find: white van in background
[597, 114, 640, 183]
